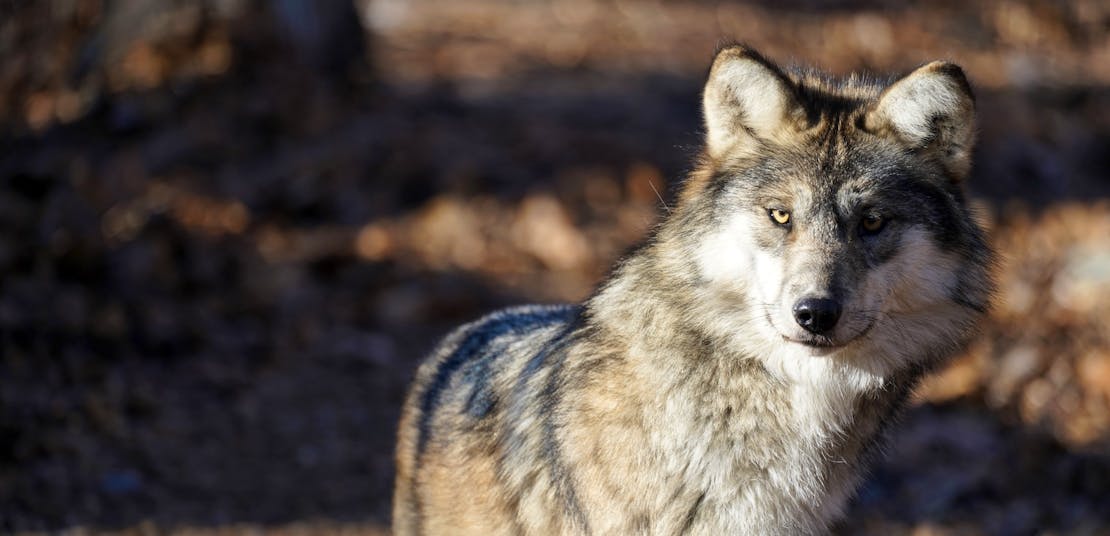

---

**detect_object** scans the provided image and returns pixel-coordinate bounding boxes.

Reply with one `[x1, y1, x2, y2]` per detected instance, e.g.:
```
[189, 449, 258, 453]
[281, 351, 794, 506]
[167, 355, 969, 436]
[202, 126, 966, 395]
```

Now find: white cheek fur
[693, 212, 758, 286]
[693, 212, 786, 306]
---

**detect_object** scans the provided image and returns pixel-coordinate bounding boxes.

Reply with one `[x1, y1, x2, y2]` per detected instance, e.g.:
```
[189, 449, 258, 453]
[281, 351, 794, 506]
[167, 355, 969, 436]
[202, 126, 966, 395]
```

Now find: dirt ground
[1, 0, 1109, 534]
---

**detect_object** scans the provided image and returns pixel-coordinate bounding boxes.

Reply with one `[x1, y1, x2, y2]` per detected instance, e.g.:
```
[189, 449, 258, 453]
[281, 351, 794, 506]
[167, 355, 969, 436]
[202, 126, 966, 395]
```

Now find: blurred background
[1, 0, 1109, 534]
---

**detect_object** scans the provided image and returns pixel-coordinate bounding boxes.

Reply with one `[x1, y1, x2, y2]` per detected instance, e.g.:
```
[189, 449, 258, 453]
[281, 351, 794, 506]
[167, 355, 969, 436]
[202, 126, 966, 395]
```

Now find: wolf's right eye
[860, 214, 887, 235]
[769, 209, 791, 226]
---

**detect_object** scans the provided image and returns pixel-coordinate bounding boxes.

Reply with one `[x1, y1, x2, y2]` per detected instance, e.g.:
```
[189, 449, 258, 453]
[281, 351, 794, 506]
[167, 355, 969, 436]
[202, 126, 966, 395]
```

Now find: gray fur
[394, 46, 994, 535]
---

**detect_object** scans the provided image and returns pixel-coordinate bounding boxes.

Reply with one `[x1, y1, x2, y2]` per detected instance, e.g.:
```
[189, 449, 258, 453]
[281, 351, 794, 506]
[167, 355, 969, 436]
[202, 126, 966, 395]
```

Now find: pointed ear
[864, 61, 976, 179]
[703, 46, 806, 158]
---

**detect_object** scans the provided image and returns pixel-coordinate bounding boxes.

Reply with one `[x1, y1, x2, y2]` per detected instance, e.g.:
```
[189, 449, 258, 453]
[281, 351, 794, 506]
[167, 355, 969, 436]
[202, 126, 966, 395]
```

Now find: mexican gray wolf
[393, 45, 994, 535]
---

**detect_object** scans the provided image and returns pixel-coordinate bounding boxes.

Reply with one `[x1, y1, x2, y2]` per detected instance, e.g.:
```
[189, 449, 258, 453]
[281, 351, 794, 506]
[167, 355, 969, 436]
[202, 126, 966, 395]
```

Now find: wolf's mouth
[765, 310, 846, 349]
[782, 335, 844, 349]
[766, 306, 881, 354]
[765, 309, 878, 354]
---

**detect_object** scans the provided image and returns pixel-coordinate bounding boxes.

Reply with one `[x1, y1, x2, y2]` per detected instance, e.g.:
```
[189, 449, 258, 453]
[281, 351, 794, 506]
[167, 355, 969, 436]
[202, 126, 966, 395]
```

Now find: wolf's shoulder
[406, 304, 580, 436]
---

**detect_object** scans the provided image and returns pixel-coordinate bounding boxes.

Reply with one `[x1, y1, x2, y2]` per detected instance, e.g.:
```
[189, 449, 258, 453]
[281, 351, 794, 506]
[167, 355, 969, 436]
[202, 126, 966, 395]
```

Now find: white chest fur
[645, 356, 883, 536]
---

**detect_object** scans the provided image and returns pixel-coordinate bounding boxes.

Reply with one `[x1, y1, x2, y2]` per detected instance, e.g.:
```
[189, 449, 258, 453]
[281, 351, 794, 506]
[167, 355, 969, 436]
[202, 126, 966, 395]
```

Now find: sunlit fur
[394, 45, 994, 535]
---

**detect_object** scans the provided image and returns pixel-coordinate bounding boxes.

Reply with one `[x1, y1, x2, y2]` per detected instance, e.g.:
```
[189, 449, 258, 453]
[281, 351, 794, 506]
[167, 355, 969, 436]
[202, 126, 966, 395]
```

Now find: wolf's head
[664, 46, 993, 382]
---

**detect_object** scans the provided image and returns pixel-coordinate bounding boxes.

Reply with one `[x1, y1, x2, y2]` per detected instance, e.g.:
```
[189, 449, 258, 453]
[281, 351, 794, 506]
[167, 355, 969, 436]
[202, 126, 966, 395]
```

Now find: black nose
[792, 298, 842, 334]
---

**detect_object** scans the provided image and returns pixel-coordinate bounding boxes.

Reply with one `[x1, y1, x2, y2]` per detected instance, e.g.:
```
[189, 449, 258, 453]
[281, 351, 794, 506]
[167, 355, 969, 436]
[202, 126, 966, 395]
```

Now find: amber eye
[861, 214, 886, 234]
[769, 208, 791, 226]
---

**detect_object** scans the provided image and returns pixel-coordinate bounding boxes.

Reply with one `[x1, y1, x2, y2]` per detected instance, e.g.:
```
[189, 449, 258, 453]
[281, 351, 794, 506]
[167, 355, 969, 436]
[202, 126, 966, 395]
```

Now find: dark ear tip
[714, 41, 750, 56]
[921, 61, 975, 101]
[712, 43, 770, 66]
[709, 44, 789, 82]
[714, 43, 755, 58]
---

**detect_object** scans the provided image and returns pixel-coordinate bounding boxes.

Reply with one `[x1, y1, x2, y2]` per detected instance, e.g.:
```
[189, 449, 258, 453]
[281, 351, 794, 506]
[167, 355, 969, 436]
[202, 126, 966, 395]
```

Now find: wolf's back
[393, 304, 579, 534]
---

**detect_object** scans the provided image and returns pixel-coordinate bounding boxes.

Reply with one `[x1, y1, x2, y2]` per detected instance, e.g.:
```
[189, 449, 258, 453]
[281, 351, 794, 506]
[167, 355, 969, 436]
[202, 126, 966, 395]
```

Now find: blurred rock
[512, 194, 591, 271]
[989, 344, 1042, 408]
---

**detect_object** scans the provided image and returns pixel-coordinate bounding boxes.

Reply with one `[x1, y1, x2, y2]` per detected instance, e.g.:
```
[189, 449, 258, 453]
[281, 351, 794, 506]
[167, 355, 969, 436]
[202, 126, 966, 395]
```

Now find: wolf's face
[706, 143, 974, 360]
[680, 48, 991, 379]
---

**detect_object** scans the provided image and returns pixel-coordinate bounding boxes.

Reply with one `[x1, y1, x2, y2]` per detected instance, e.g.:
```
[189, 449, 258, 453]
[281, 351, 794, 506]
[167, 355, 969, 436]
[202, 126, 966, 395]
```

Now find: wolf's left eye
[769, 209, 791, 226]
[860, 214, 886, 235]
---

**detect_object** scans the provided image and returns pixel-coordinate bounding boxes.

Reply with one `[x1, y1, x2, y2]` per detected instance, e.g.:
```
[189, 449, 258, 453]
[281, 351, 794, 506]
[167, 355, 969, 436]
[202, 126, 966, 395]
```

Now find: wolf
[393, 45, 993, 535]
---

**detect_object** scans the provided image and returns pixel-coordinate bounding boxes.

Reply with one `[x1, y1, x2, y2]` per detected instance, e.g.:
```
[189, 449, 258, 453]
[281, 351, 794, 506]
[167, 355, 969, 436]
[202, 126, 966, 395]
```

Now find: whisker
[649, 179, 670, 214]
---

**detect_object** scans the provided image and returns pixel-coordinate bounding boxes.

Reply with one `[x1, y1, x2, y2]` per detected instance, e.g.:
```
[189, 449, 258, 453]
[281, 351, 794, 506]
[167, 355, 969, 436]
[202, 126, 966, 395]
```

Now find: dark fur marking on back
[535, 321, 593, 533]
[416, 307, 575, 456]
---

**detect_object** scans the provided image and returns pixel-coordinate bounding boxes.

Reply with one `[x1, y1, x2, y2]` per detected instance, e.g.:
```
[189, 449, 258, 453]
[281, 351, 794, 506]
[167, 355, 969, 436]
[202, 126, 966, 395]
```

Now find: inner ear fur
[702, 46, 806, 158]
[864, 61, 976, 180]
